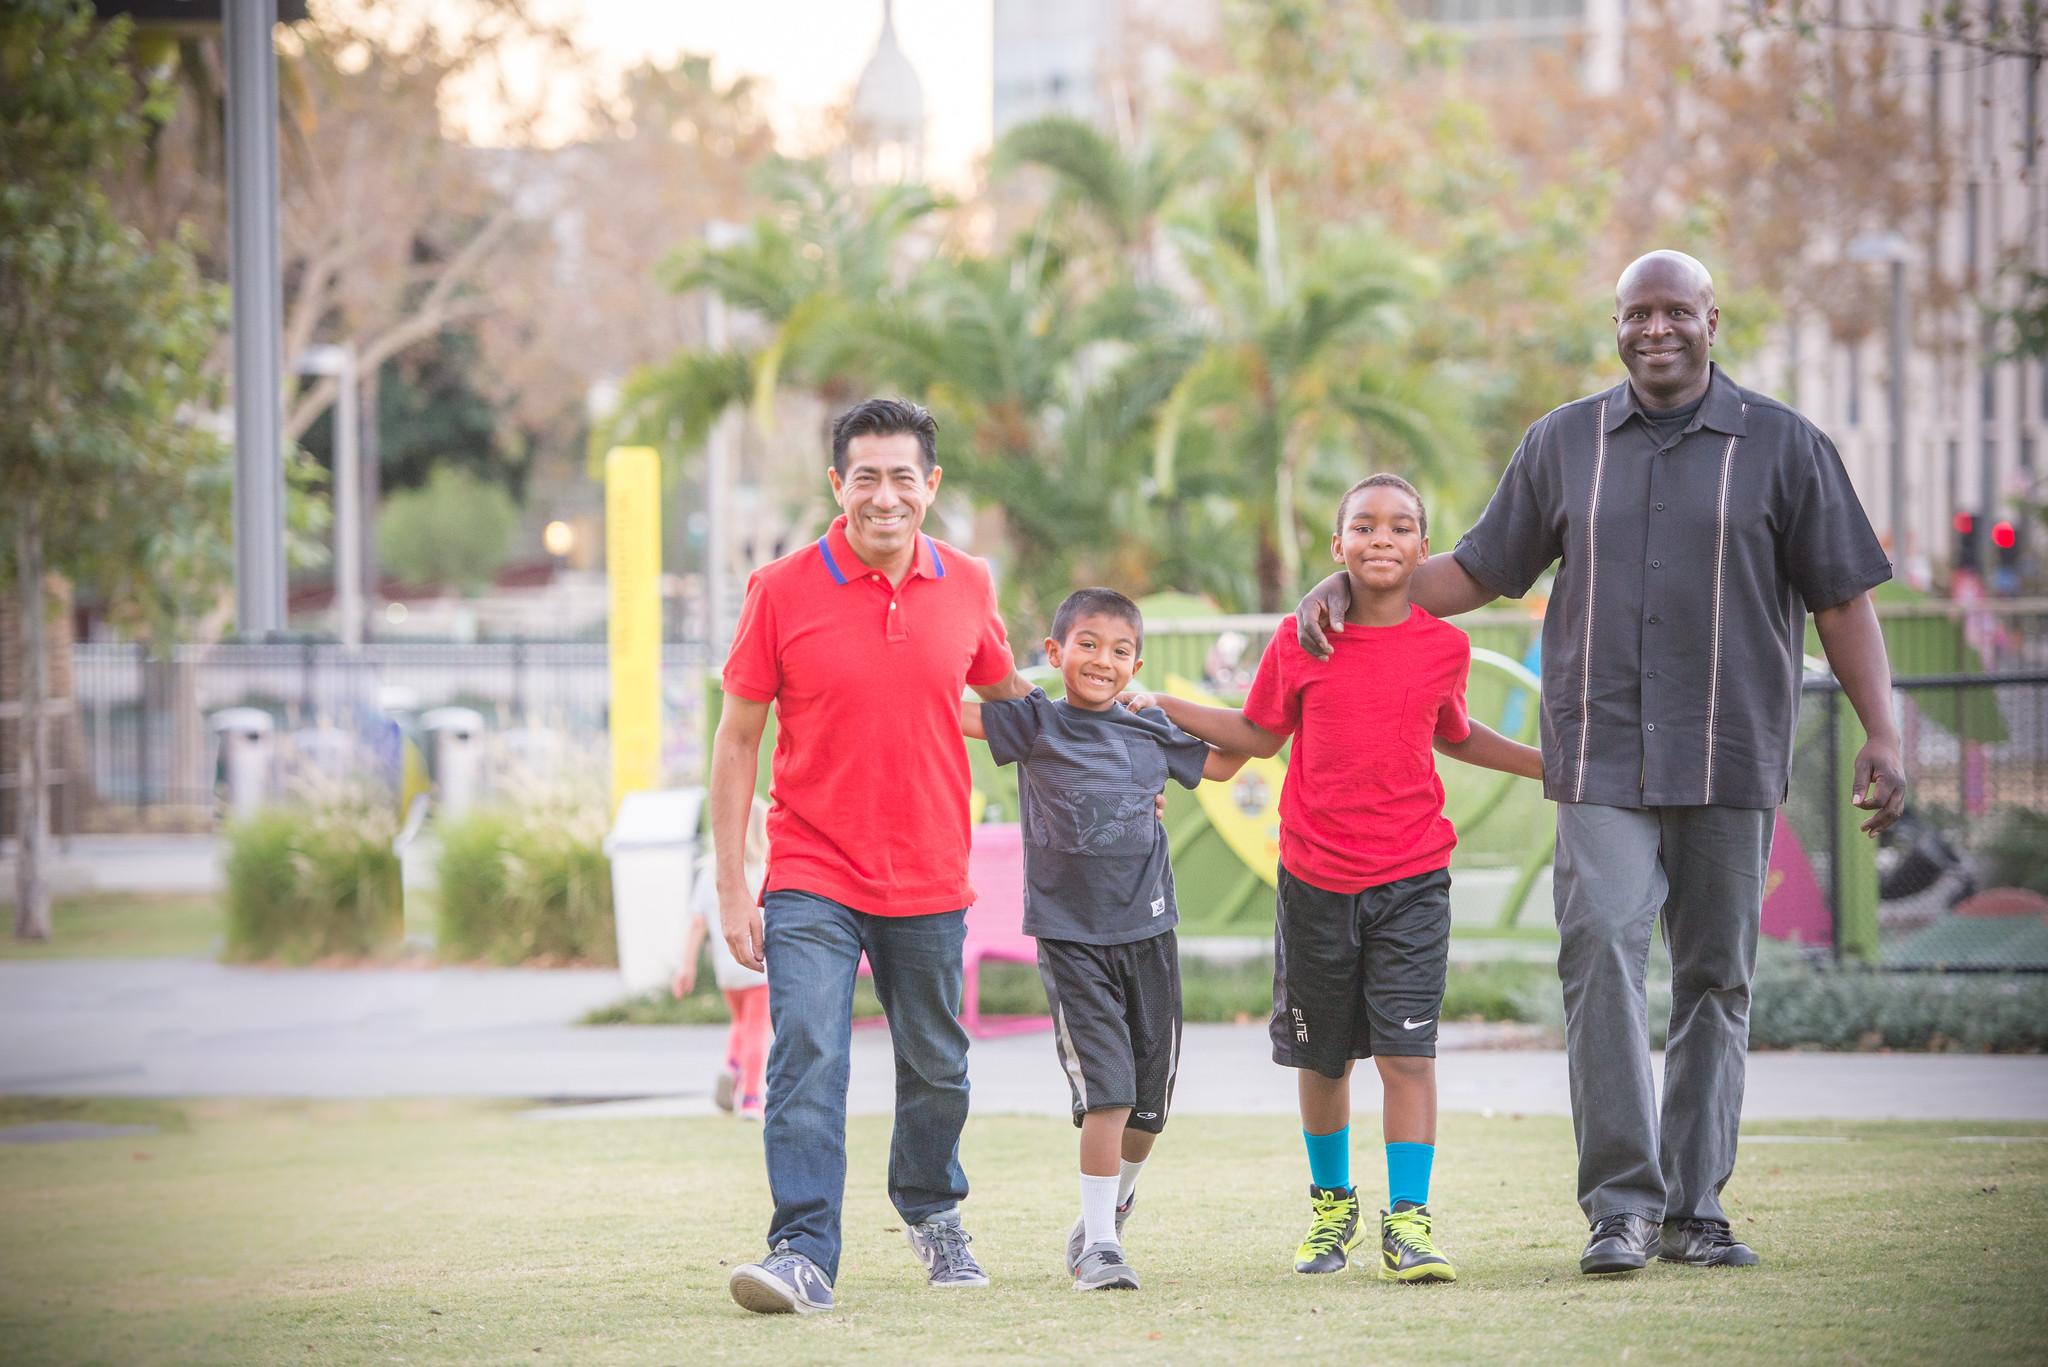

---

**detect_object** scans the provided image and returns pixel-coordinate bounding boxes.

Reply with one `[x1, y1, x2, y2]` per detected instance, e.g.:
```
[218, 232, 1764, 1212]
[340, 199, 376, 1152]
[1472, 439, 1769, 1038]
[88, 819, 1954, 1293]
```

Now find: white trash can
[421, 706, 487, 818]
[605, 788, 705, 996]
[210, 707, 276, 817]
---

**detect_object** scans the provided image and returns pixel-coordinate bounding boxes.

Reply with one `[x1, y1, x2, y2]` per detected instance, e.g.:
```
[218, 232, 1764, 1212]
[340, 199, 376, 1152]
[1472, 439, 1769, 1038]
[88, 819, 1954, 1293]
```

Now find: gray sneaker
[729, 1242, 833, 1314]
[905, 1214, 990, 1288]
[1072, 1241, 1139, 1291]
[1065, 1192, 1136, 1275]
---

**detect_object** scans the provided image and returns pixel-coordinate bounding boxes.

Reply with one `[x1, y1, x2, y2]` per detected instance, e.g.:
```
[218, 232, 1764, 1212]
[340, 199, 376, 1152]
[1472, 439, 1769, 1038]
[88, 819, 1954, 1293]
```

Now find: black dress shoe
[1660, 1218, 1760, 1267]
[1581, 1212, 1658, 1274]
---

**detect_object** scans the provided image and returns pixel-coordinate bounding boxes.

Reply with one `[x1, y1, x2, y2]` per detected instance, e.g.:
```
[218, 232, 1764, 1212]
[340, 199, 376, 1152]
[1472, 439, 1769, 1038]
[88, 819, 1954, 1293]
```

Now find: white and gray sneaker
[1072, 1241, 1139, 1291]
[1065, 1192, 1136, 1275]
[905, 1214, 990, 1288]
[728, 1241, 834, 1314]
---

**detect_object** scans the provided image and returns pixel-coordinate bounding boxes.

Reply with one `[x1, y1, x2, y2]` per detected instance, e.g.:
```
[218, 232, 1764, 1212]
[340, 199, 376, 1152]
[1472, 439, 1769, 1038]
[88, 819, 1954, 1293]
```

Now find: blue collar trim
[816, 535, 848, 585]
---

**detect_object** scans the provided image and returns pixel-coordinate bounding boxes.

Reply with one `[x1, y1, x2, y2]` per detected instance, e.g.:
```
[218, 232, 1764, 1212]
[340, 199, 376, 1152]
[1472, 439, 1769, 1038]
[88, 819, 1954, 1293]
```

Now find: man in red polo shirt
[717, 399, 1032, 1316]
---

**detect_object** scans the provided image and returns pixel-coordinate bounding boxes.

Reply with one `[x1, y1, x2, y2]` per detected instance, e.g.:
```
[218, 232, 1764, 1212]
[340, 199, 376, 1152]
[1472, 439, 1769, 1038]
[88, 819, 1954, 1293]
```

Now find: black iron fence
[54, 642, 706, 825]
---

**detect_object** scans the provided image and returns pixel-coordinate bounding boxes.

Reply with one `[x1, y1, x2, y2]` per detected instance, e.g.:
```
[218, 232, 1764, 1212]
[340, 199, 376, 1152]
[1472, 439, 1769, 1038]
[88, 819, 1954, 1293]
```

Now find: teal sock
[1387, 1142, 1433, 1209]
[1303, 1126, 1350, 1191]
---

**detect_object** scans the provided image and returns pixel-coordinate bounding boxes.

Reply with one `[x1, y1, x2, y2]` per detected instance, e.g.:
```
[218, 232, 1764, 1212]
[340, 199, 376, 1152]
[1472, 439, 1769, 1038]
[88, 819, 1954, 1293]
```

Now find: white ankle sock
[1117, 1157, 1146, 1206]
[1080, 1174, 1120, 1248]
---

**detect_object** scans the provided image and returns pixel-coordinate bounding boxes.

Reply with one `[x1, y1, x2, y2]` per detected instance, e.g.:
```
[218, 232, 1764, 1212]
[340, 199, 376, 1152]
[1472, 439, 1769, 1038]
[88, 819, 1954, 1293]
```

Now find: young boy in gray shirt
[963, 587, 1247, 1291]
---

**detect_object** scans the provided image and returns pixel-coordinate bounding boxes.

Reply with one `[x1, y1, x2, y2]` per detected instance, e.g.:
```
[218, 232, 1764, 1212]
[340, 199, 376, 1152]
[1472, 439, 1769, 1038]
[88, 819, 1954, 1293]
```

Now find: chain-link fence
[1789, 670, 2048, 968]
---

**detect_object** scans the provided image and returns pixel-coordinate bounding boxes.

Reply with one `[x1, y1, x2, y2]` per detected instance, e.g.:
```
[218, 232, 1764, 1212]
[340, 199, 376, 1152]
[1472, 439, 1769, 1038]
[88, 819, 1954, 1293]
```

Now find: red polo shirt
[721, 515, 1015, 916]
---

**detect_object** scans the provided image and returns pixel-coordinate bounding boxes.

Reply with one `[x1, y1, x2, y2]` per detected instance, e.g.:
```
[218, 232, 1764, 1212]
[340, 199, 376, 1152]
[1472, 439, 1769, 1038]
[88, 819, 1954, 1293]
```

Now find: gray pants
[1553, 803, 1772, 1226]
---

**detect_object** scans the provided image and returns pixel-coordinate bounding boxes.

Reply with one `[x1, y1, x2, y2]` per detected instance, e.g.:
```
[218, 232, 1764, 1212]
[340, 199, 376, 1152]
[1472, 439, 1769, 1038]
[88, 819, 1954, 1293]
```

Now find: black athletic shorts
[1039, 932, 1182, 1134]
[1271, 864, 1451, 1077]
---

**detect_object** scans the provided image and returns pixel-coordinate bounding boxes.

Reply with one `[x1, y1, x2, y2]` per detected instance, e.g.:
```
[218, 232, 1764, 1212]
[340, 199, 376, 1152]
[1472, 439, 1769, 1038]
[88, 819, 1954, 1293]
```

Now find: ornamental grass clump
[436, 781, 613, 965]
[221, 785, 402, 963]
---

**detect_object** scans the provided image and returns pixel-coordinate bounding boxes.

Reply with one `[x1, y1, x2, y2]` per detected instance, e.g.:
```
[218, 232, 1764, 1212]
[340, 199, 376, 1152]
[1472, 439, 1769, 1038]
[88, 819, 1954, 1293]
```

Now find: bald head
[1616, 250, 1714, 308]
[1613, 250, 1720, 408]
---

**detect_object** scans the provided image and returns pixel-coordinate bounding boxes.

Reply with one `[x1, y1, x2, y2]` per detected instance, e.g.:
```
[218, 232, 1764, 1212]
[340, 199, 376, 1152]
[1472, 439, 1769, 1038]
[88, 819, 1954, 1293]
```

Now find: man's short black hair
[831, 398, 939, 477]
[1051, 587, 1144, 650]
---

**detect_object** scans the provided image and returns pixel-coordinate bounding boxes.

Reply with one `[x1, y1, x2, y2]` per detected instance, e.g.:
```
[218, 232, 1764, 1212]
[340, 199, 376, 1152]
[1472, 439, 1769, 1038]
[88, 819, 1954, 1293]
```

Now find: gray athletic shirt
[981, 688, 1210, 945]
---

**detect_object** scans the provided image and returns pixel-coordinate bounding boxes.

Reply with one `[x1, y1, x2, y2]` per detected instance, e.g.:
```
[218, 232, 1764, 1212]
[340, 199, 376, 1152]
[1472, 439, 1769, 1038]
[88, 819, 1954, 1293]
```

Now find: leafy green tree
[1, 0, 230, 940]
[599, 161, 943, 465]
[378, 467, 518, 596]
[1151, 203, 1468, 609]
[991, 115, 1208, 283]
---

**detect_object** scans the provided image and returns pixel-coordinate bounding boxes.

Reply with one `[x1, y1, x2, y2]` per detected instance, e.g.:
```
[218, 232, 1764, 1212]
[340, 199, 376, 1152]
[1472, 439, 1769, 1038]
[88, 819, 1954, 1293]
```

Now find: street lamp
[1848, 231, 1911, 563]
[297, 344, 362, 647]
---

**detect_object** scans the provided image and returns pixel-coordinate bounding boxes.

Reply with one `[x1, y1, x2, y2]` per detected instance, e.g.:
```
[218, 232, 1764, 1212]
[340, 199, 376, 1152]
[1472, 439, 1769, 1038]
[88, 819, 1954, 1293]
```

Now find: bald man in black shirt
[1297, 251, 1904, 1276]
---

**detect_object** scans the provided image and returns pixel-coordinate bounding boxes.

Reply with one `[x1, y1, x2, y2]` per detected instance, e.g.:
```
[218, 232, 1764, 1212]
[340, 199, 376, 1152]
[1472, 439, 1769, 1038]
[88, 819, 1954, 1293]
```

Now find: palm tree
[1150, 184, 1468, 609]
[598, 160, 943, 462]
[990, 115, 1208, 283]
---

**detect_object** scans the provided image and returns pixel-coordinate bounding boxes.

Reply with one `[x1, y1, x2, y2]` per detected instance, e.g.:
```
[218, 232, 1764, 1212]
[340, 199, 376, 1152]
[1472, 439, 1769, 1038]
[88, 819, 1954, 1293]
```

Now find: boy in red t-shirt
[1128, 474, 1542, 1286]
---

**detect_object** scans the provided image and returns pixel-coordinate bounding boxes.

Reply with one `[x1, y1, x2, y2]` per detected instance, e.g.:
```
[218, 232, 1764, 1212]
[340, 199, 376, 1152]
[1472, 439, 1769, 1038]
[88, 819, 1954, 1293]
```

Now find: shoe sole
[714, 1072, 735, 1114]
[728, 1267, 829, 1315]
[1073, 1273, 1139, 1291]
[1657, 1254, 1760, 1268]
[1580, 1255, 1647, 1275]
[1380, 1261, 1457, 1283]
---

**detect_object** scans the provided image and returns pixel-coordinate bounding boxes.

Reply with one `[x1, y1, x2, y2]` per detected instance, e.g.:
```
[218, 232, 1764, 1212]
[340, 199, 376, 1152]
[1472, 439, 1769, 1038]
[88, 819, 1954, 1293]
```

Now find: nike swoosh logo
[1403, 1017, 1434, 1030]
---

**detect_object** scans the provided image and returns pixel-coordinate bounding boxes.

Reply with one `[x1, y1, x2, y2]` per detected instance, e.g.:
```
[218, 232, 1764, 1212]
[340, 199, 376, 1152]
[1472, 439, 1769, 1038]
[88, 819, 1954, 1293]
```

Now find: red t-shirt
[721, 515, 1015, 916]
[1243, 607, 1472, 893]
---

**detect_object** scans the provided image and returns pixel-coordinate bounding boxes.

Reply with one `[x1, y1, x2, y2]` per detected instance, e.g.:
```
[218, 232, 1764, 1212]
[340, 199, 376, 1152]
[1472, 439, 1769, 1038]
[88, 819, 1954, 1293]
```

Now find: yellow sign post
[606, 446, 662, 814]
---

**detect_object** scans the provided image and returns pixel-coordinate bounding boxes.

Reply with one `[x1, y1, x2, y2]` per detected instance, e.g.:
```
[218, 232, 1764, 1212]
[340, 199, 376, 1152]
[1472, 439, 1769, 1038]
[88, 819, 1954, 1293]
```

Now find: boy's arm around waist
[1122, 690, 1285, 758]
[1434, 720, 1543, 781]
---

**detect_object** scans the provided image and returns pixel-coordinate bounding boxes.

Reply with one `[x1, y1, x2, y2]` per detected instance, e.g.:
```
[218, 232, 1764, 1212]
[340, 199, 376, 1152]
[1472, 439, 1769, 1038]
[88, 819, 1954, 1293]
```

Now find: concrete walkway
[3, 958, 2045, 1121]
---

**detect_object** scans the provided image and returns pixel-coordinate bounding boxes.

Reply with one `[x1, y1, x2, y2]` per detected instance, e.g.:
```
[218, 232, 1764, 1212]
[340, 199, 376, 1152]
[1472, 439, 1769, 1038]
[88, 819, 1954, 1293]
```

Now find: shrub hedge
[1509, 939, 2048, 1052]
[436, 792, 613, 965]
[222, 798, 402, 963]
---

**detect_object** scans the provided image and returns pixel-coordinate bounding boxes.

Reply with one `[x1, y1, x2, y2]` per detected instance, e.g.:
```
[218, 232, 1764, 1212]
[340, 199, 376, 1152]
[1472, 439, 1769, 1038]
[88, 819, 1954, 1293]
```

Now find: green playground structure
[703, 619, 1555, 940]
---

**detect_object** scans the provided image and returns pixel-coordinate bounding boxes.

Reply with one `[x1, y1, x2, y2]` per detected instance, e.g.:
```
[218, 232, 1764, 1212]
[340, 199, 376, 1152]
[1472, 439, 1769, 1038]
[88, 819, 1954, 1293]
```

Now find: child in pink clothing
[676, 797, 771, 1120]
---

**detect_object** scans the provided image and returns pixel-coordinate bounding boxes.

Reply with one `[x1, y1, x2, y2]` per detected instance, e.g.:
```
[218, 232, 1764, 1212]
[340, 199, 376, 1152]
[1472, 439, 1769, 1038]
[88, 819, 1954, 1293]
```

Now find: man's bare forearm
[1813, 593, 1899, 744]
[971, 668, 1034, 702]
[1296, 558, 1499, 658]
[710, 698, 770, 901]
[1407, 556, 1499, 618]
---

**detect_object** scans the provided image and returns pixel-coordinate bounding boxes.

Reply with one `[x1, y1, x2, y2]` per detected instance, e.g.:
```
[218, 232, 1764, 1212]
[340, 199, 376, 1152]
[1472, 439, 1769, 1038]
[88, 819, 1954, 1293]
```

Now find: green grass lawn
[0, 895, 220, 960]
[1, 1103, 2042, 1365]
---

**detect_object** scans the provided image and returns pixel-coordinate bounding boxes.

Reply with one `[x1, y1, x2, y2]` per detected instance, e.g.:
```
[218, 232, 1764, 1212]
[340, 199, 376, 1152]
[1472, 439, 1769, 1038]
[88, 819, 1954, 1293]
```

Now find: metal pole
[333, 345, 363, 647]
[703, 294, 734, 666]
[1887, 258, 1907, 558]
[359, 363, 381, 626]
[226, 0, 286, 639]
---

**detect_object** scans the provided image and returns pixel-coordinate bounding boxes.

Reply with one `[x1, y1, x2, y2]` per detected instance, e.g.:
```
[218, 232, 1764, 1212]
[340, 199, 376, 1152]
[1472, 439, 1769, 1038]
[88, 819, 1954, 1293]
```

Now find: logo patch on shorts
[1151, 897, 1167, 917]
[1292, 1007, 1308, 1043]
[1403, 1017, 1434, 1030]
[1137, 1112, 1157, 1120]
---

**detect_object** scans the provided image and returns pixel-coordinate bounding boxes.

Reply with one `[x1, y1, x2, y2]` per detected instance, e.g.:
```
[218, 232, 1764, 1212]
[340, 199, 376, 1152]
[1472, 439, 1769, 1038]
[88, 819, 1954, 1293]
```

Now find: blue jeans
[761, 889, 971, 1281]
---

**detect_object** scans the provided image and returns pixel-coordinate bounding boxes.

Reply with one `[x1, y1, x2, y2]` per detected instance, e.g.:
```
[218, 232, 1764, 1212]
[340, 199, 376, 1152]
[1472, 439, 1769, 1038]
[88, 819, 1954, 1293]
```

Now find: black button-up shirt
[1453, 366, 1891, 809]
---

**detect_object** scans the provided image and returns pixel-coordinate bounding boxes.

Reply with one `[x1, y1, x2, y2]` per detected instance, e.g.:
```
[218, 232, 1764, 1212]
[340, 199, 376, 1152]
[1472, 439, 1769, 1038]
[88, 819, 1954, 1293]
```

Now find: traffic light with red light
[1954, 510, 1980, 566]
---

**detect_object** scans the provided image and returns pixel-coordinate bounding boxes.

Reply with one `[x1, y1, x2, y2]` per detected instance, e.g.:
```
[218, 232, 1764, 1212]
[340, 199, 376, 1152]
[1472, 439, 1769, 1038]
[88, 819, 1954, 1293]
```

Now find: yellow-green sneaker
[1294, 1184, 1366, 1274]
[1379, 1202, 1456, 1282]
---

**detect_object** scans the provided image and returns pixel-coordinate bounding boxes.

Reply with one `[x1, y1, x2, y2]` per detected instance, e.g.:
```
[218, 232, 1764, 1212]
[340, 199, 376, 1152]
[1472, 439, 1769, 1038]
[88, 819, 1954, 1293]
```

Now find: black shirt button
[1651, 560, 1662, 568]
[1647, 670, 1657, 679]
[1655, 502, 1665, 511]
[1648, 615, 1661, 624]
[1646, 723, 1657, 732]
